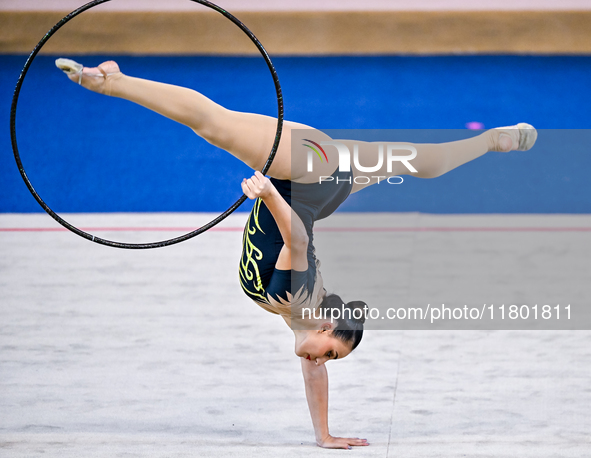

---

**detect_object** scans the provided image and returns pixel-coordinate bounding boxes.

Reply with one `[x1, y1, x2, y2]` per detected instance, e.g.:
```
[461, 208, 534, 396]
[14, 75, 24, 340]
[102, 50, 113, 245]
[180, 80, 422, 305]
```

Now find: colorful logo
[303, 139, 328, 163]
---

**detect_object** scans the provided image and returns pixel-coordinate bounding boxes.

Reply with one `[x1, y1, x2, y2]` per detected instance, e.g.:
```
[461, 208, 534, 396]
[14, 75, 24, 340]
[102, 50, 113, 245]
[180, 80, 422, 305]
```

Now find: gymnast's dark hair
[318, 293, 365, 351]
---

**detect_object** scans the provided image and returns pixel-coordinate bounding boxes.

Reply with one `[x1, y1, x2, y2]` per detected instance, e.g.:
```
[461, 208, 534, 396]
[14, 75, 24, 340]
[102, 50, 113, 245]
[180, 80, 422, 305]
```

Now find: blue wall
[1, 55, 590, 213]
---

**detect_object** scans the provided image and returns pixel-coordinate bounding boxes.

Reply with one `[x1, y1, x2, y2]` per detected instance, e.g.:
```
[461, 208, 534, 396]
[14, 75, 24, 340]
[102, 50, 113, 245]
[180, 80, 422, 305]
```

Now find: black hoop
[10, 0, 283, 249]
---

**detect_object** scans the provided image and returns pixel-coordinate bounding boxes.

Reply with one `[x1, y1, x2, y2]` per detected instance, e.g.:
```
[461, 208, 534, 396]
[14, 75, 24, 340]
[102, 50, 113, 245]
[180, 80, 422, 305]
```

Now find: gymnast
[56, 58, 537, 450]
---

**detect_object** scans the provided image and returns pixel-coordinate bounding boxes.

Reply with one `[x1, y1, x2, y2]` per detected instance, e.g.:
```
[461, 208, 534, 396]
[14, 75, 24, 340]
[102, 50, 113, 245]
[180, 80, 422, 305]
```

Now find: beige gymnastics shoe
[55, 58, 122, 95]
[489, 123, 538, 152]
[55, 58, 84, 84]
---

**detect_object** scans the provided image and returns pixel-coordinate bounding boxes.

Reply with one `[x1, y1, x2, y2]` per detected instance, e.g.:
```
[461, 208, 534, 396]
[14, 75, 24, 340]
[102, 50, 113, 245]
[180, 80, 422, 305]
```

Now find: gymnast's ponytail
[318, 293, 365, 351]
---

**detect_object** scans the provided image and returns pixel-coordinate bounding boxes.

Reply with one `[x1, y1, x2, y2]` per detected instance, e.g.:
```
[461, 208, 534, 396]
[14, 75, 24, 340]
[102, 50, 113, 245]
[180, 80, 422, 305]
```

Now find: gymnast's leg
[57, 59, 313, 181]
[349, 125, 537, 193]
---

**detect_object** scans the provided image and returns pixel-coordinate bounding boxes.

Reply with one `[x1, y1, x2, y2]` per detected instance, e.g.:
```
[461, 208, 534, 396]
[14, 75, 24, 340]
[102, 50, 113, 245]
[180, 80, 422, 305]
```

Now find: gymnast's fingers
[348, 438, 369, 446]
[249, 173, 262, 188]
[247, 174, 269, 196]
[241, 178, 256, 199]
[246, 176, 265, 198]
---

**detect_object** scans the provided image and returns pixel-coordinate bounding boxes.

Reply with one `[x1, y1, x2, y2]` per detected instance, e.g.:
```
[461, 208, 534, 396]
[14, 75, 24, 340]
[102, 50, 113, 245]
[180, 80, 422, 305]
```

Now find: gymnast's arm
[301, 358, 332, 446]
[241, 172, 308, 271]
[301, 358, 367, 449]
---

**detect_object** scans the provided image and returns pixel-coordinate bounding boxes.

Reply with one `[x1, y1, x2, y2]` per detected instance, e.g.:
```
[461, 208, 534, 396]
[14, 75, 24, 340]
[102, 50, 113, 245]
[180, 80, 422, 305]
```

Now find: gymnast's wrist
[259, 181, 279, 201]
[106, 72, 128, 98]
[315, 429, 330, 444]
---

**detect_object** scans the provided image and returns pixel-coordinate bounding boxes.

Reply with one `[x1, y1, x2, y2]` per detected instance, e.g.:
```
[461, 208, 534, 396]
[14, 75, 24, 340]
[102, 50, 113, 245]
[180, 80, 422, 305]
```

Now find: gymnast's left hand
[241, 171, 274, 200]
[317, 434, 369, 449]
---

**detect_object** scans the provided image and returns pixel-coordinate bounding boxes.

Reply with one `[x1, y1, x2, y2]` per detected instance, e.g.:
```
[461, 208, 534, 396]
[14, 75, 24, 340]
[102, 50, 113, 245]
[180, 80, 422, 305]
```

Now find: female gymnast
[56, 58, 537, 449]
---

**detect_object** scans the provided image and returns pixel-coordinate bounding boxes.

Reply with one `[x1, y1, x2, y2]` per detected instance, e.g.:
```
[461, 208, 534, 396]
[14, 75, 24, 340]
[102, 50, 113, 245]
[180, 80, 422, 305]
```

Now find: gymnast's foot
[55, 58, 122, 95]
[487, 123, 538, 152]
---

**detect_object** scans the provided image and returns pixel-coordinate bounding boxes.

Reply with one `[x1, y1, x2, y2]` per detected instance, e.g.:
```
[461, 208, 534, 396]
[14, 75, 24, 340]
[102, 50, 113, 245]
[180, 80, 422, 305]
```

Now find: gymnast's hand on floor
[241, 171, 275, 200]
[317, 434, 369, 449]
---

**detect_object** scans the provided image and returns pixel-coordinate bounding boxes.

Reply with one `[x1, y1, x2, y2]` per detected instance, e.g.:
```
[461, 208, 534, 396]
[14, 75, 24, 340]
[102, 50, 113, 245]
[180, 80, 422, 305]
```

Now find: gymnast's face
[294, 323, 353, 365]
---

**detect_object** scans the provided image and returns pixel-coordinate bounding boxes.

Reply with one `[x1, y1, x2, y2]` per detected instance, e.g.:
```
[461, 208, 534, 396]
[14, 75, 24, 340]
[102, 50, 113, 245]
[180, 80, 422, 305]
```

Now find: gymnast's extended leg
[348, 125, 537, 193]
[57, 59, 315, 181]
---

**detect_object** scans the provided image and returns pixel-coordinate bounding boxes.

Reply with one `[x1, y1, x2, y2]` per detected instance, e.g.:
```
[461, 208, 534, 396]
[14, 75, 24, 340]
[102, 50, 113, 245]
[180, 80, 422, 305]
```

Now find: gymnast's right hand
[55, 58, 122, 95]
[241, 171, 274, 200]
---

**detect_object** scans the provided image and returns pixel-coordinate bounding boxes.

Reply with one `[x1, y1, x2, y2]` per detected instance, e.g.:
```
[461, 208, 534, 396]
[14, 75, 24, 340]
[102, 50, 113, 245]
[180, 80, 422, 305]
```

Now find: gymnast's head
[294, 293, 365, 365]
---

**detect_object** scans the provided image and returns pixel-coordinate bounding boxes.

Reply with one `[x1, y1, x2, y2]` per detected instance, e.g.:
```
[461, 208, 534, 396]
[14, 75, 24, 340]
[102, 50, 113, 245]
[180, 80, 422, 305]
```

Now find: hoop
[10, 0, 284, 249]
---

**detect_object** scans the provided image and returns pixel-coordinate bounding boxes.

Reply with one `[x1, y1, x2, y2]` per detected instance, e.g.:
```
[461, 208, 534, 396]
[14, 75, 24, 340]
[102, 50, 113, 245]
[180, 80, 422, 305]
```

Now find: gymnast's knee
[412, 158, 449, 179]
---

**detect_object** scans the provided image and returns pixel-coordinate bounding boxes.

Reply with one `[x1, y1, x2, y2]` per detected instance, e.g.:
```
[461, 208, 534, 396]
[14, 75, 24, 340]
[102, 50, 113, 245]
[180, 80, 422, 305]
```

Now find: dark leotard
[239, 170, 353, 313]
